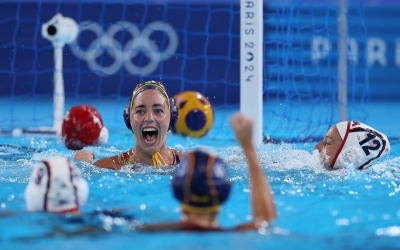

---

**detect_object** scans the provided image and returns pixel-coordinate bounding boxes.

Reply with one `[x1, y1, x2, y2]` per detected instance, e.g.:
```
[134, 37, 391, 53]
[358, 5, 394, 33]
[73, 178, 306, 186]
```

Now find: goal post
[240, 0, 263, 146]
[0, 0, 369, 141]
[42, 13, 78, 133]
[338, 0, 348, 122]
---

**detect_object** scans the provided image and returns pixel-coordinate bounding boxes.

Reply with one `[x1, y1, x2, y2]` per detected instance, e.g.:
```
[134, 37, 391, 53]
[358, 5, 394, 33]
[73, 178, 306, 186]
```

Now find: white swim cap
[25, 157, 88, 213]
[331, 121, 390, 170]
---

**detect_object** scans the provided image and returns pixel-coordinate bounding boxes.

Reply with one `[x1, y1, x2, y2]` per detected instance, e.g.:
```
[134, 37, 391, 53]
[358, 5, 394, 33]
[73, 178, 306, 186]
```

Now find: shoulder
[93, 150, 133, 170]
[170, 149, 186, 160]
[140, 221, 224, 232]
[233, 222, 257, 231]
[139, 222, 182, 231]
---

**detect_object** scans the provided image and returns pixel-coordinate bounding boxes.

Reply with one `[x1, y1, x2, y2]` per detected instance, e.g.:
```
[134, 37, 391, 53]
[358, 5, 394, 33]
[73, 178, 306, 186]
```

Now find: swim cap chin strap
[331, 121, 390, 170]
[181, 204, 220, 213]
[121, 149, 169, 167]
[152, 150, 168, 167]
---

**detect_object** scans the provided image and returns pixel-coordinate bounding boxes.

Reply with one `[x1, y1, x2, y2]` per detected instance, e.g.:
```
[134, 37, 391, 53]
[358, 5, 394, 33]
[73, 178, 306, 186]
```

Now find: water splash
[121, 164, 176, 175]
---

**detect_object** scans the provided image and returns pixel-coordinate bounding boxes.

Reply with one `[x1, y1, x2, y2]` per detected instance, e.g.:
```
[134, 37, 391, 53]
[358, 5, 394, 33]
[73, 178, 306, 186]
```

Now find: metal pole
[240, 0, 263, 145]
[53, 45, 65, 131]
[338, 0, 348, 121]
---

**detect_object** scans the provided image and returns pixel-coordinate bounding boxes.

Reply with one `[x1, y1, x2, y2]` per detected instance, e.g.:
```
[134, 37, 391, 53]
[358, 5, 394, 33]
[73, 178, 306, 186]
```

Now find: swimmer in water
[314, 121, 390, 170]
[25, 156, 88, 214]
[23, 156, 135, 238]
[74, 81, 185, 170]
[61, 104, 109, 150]
[140, 113, 276, 231]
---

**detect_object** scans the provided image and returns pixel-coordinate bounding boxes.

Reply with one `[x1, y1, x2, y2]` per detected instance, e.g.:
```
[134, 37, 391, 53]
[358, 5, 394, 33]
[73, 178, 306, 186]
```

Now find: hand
[74, 150, 95, 164]
[229, 113, 253, 148]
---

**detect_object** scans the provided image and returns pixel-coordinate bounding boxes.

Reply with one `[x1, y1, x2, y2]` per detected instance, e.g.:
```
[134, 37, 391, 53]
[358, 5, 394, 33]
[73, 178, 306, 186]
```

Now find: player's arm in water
[74, 148, 185, 170]
[229, 113, 277, 230]
[74, 150, 124, 170]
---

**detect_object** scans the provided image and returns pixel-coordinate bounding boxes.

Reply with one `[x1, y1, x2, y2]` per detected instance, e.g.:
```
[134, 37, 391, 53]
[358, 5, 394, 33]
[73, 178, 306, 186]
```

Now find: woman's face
[130, 89, 170, 154]
[314, 125, 343, 168]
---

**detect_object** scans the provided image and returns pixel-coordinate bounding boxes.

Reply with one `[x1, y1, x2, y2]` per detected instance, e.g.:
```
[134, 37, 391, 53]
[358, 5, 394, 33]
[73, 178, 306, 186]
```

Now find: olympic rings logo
[69, 21, 178, 76]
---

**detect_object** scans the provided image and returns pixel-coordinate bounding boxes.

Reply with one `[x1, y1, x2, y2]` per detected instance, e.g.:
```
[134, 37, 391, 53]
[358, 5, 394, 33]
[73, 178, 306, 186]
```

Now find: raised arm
[229, 113, 276, 229]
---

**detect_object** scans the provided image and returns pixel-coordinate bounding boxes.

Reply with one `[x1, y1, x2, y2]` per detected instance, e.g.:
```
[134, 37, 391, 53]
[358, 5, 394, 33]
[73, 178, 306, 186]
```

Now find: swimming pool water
[0, 130, 399, 249]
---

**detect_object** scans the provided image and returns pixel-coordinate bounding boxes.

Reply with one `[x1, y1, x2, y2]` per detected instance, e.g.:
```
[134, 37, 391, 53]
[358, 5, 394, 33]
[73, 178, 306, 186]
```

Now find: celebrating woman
[74, 80, 185, 170]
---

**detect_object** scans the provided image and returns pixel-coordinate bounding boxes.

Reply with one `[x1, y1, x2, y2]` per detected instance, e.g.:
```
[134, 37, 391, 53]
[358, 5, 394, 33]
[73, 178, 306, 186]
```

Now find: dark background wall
[0, 0, 398, 104]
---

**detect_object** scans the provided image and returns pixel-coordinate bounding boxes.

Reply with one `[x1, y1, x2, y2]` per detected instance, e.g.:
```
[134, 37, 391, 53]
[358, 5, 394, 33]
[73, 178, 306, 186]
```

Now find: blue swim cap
[172, 148, 231, 213]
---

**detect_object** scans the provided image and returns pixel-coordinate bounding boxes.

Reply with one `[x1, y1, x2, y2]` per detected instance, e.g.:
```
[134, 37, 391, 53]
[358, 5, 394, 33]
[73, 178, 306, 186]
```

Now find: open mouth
[142, 127, 158, 143]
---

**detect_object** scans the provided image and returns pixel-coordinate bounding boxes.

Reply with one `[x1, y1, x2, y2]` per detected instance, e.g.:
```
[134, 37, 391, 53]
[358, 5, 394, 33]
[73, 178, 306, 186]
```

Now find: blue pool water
[1, 104, 400, 249]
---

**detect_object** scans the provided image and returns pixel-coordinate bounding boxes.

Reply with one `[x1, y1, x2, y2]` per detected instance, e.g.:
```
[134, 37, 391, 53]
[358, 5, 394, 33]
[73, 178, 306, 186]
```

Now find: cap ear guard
[332, 121, 390, 170]
[123, 97, 133, 131]
[122, 92, 179, 133]
[169, 97, 179, 130]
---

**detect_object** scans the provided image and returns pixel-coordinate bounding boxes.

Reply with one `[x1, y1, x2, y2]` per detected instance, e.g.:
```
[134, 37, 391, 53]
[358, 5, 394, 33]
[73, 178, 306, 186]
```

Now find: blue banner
[0, 1, 399, 104]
